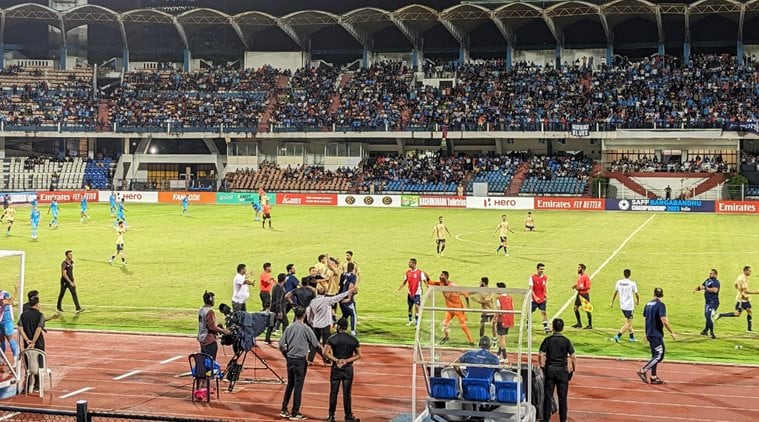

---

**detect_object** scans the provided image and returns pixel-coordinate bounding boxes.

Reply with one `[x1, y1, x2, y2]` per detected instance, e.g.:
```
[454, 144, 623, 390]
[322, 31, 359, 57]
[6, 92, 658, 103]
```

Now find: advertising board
[606, 199, 714, 213]
[1, 192, 37, 204]
[157, 192, 217, 204]
[97, 191, 158, 203]
[418, 196, 466, 208]
[715, 200, 759, 214]
[465, 197, 535, 210]
[37, 190, 98, 204]
[276, 193, 337, 206]
[216, 192, 276, 205]
[337, 194, 402, 207]
[534, 198, 605, 211]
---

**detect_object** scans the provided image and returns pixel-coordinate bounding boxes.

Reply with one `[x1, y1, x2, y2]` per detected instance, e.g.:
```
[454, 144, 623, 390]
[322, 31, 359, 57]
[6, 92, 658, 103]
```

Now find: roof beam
[117, 15, 128, 49]
[542, 12, 561, 44]
[738, 4, 745, 41]
[389, 12, 421, 48]
[276, 18, 305, 48]
[0, 11, 5, 45]
[490, 15, 515, 46]
[172, 16, 189, 50]
[439, 18, 469, 47]
[339, 18, 373, 48]
[655, 5, 664, 44]
[597, 7, 611, 44]
[229, 18, 249, 49]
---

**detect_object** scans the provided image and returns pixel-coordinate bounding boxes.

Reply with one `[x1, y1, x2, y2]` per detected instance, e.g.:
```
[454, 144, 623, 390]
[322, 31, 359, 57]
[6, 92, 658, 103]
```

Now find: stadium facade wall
[244, 51, 306, 72]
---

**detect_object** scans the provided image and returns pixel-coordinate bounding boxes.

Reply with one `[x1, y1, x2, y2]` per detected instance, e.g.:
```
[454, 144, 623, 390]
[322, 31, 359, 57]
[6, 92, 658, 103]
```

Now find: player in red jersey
[529, 263, 550, 333]
[494, 282, 514, 363]
[396, 258, 428, 326]
[572, 263, 592, 329]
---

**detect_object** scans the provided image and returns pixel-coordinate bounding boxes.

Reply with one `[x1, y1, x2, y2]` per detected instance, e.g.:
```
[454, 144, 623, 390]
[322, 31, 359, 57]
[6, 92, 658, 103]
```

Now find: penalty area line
[550, 214, 657, 322]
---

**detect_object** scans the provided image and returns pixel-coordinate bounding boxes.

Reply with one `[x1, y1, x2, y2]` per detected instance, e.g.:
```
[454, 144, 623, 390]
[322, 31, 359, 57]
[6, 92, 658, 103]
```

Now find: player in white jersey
[610, 269, 640, 343]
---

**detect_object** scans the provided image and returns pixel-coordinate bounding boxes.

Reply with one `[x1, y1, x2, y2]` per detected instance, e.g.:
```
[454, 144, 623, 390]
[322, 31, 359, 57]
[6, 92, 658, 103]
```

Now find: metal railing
[0, 401, 223, 422]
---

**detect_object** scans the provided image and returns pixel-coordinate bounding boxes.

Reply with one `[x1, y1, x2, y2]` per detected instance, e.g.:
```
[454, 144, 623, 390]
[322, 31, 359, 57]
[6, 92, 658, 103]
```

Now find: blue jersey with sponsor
[31, 198, 38, 207]
[117, 203, 126, 219]
[458, 348, 500, 380]
[49, 202, 59, 215]
[643, 298, 666, 338]
[701, 278, 720, 305]
[252, 202, 262, 212]
[31, 209, 40, 225]
[182, 197, 189, 208]
[80, 197, 88, 211]
[109, 194, 116, 207]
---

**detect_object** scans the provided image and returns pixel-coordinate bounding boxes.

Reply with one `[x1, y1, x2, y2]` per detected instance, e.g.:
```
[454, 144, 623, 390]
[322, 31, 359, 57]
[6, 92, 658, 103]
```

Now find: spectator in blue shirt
[637, 288, 676, 385]
[694, 269, 721, 339]
[455, 336, 500, 380]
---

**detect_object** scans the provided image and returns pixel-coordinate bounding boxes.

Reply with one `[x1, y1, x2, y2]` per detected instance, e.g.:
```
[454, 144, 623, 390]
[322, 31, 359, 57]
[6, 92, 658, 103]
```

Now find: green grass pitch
[2, 202, 757, 364]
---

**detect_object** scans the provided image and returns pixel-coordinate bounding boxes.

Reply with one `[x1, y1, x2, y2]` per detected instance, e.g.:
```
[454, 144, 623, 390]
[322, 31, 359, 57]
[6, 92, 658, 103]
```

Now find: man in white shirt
[610, 269, 640, 343]
[232, 263, 255, 312]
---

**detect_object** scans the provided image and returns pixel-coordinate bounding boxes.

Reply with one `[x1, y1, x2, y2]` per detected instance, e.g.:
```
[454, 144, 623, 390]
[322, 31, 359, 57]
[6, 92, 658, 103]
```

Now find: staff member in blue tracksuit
[694, 269, 720, 339]
[638, 288, 676, 385]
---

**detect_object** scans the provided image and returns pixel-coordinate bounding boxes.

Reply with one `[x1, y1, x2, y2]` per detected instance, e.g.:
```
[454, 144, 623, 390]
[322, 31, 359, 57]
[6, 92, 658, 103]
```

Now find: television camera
[218, 303, 284, 391]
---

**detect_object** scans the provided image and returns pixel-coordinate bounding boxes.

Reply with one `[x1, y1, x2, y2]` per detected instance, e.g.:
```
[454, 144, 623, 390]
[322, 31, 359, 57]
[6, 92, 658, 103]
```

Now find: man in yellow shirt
[433, 216, 451, 257]
[1, 203, 16, 236]
[493, 215, 514, 256]
[470, 277, 497, 339]
[107, 220, 128, 266]
[716, 266, 758, 332]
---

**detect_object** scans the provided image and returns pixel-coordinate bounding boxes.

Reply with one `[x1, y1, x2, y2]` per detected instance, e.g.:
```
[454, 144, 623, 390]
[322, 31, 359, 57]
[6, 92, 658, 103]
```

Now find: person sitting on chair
[454, 336, 500, 380]
[197, 291, 230, 361]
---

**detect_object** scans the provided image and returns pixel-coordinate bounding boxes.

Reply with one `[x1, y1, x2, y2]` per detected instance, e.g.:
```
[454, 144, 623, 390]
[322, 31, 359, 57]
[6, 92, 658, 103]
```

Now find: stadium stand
[270, 65, 339, 131]
[228, 163, 356, 192]
[608, 156, 731, 173]
[520, 156, 593, 195]
[3, 157, 85, 190]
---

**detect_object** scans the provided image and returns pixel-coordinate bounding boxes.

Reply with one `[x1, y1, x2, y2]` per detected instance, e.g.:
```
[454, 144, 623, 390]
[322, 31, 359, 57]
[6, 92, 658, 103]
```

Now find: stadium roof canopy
[2, 0, 759, 49]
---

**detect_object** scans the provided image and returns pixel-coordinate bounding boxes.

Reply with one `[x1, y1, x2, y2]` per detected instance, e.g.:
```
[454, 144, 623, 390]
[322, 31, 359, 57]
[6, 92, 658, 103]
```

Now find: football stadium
[0, 0, 757, 421]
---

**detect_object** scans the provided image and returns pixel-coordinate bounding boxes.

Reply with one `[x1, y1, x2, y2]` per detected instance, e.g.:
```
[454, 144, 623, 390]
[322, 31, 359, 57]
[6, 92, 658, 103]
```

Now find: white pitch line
[160, 355, 183, 364]
[58, 387, 93, 399]
[551, 214, 657, 321]
[113, 370, 141, 380]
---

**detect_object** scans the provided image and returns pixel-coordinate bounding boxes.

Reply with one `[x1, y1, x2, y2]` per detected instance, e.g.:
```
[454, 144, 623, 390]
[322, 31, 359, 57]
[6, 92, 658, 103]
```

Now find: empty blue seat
[461, 377, 491, 401]
[429, 377, 458, 400]
[494, 381, 524, 404]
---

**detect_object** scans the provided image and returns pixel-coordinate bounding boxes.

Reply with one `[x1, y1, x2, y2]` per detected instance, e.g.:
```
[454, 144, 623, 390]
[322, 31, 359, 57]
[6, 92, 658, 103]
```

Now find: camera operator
[198, 291, 230, 360]
[280, 306, 321, 421]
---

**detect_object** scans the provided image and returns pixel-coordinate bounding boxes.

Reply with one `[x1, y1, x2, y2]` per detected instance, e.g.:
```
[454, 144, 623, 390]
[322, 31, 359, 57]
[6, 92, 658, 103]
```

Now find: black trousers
[232, 301, 247, 312]
[200, 341, 218, 361]
[57, 280, 81, 311]
[22, 342, 44, 390]
[260, 291, 271, 311]
[543, 366, 569, 422]
[328, 364, 354, 418]
[265, 311, 289, 343]
[307, 326, 331, 362]
[281, 357, 308, 415]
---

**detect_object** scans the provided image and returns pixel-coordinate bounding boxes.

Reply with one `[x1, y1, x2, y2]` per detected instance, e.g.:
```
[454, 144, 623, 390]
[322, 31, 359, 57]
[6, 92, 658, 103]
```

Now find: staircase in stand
[606, 172, 658, 199]
[328, 73, 353, 114]
[257, 75, 290, 133]
[583, 162, 604, 196]
[506, 162, 530, 195]
[96, 100, 110, 132]
[683, 173, 728, 198]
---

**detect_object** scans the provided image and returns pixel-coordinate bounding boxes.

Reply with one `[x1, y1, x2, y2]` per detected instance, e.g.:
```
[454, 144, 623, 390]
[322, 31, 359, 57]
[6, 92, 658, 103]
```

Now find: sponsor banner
[418, 196, 467, 208]
[277, 193, 337, 206]
[37, 190, 97, 204]
[97, 191, 158, 203]
[715, 201, 759, 214]
[337, 194, 401, 208]
[534, 198, 605, 211]
[401, 195, 419, 208]
[466, 197, 535, 210]
[570, 123, 590, 137]
[216, 192, 276, 205]
[606, 198, 714, 213]
[0, 191, 37, 204]
[157, 192, 217, 204]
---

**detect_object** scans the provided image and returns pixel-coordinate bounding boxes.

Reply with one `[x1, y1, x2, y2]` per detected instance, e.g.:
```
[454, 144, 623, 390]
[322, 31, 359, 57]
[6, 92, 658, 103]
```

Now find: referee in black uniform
[324, 318, 361, 422]
[538, 318, 576, 422]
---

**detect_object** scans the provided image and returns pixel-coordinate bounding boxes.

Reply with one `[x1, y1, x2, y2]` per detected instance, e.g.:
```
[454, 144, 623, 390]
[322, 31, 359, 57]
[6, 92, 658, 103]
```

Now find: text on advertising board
[276, 193, 337, 206]
[608, 199, 715, 212]
[37, 191, 97, 203]
[419, 196, 466, 208]
[535, 198, 605, 210]
[157, 192, 216, 204]
[716, 201, 759, 214]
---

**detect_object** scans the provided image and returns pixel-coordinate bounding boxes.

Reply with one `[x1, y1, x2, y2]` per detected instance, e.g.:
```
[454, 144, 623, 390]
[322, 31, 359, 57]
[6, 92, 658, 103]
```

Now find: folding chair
[188, 353, 220, 402]
[21, 348, 52, 398]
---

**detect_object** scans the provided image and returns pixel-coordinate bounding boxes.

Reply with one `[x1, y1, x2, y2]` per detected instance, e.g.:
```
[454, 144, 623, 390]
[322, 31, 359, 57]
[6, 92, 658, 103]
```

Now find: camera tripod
[223, 345, 284, 392]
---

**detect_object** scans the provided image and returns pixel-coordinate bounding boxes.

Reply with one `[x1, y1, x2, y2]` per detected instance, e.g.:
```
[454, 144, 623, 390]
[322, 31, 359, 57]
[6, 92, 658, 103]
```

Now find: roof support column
[59, 46, 67, 70]
[655, 6, 665, 55]
[683, 11, 690, 65]
[738, 5, 745, 65]
[122, 48, 129, 72]
[183, 48, 191, 72]
[491, 17, 515, 70]
[389, 13, 422, 70]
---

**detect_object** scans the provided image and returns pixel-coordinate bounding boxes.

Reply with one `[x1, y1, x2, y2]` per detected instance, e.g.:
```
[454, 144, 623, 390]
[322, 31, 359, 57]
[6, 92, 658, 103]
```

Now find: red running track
[1, 331, 757, 421]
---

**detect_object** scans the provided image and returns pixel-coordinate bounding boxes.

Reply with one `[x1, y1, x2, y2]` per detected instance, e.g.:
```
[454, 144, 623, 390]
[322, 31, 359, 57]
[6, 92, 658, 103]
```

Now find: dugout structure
[412, 284, 536, 422]
[0, 250, 26, 397]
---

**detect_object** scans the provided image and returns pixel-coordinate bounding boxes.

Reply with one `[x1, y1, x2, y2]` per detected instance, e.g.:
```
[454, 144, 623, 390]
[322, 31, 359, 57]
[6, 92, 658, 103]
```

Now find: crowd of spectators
[608, 155, 730, 173]
[270, 65, 339, 130]
[2, 53, 759, 131]
[527, 155, 594, 181]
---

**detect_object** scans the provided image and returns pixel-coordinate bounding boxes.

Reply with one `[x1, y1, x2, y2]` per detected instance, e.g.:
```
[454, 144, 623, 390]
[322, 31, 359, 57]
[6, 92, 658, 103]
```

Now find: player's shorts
[621, 310, 634, 319]
[499, 236, 507, 243]
[443, 311, 466, 325]
[735, 301, 752, 311]
[480, 313, 494, 323]
[81, 208, 87, 213]
[525, 224, 535, 231]
[407, 294, 421, 307]
[263, 213, 271, 219]
[6, 220, 12, 225]
[436, 239, 446, 245]
[574, 293, 590, 307]
[531, 301, 547, 312]
[0, 319, 14, 336]
[31, 221, 39, 228]
[496, 322, 510, 336]
[116, 243, 124, 252]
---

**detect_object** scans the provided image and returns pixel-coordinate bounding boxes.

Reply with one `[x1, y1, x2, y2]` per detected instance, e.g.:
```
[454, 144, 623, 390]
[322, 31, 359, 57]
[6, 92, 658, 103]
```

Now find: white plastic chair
[21, 348, 52, 397]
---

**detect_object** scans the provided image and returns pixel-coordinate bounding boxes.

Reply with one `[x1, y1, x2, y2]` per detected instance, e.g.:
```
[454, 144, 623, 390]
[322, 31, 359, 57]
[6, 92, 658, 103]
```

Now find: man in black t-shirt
[57, 250, 84, 314]
[538, 318, 576, 422]
[19, 296, 57, 391]
[324, 318, 361, 422]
